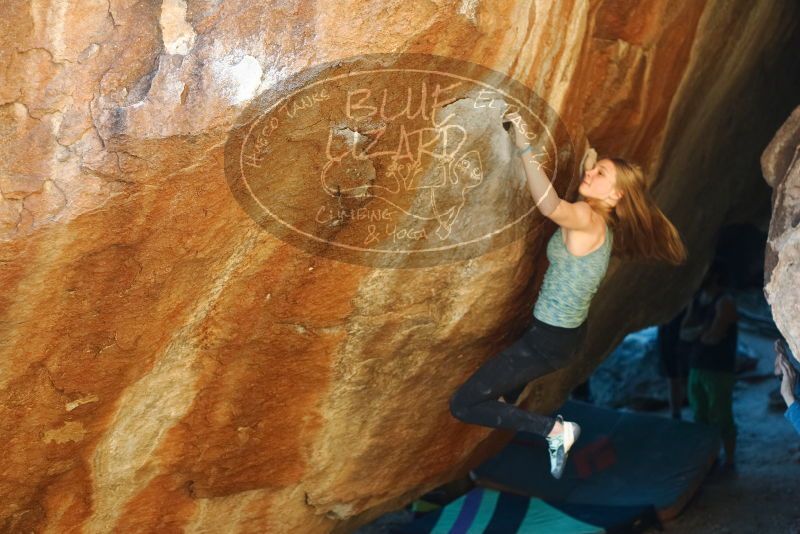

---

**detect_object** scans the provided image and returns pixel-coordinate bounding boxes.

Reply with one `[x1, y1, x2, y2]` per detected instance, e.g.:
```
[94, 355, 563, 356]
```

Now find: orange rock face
[1, 0, 798, 532]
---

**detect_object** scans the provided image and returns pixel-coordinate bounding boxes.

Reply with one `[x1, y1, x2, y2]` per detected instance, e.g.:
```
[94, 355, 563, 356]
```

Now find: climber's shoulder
[549, 200, 594, 231]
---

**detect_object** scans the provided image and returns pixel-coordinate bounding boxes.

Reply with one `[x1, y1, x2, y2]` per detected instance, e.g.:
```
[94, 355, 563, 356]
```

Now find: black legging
[449, 316, 588, 436]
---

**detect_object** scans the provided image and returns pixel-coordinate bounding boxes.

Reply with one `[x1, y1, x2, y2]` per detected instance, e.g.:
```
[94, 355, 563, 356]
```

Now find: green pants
[688, 368, 737, 442]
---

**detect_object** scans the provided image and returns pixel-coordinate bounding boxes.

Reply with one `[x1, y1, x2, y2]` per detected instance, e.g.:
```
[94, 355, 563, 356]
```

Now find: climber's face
[579, 159, 623, 207]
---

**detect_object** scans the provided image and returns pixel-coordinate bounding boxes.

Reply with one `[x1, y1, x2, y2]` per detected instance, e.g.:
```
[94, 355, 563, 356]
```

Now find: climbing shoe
[546, 415, 580, 479]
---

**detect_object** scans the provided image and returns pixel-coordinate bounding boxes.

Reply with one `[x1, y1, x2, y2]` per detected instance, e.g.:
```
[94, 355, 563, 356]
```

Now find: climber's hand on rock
[504, 111, 534, 149]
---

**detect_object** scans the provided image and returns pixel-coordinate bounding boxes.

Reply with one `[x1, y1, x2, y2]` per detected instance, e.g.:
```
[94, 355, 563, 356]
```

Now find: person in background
[774, 338, 800, 435]
[680, 259, 739, 471]
[658, 307, 690, 419]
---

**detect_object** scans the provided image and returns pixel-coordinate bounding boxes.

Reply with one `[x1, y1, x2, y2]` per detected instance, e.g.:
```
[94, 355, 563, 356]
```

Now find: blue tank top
[533, 223, 613, 328]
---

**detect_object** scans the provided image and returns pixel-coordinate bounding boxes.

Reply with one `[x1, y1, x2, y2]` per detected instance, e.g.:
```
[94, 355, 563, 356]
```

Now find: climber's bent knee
[449, 388, 473, 421]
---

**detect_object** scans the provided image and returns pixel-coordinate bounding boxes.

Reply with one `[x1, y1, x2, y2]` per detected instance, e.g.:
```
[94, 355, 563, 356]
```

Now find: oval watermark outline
[226, 52, 576, 267]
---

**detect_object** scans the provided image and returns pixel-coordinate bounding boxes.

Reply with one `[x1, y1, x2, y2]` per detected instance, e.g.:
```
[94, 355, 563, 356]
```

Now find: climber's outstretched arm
[546, 198, 594, 231]
[506, 111, 594, 231]
[518, 147, 593, 231]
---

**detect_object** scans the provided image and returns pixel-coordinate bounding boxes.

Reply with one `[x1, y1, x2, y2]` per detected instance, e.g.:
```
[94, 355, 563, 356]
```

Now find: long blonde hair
[601, 157, 688, 266]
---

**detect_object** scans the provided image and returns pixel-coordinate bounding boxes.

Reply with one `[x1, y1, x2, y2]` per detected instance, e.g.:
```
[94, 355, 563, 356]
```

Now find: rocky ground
[648, 329, 800, 534]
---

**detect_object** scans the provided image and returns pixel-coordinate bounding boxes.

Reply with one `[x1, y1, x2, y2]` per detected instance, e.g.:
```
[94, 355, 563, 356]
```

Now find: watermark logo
[225, 53, 575, 268]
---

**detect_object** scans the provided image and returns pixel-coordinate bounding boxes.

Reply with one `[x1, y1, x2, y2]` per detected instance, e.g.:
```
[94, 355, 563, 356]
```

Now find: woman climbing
[449, 111, 688, 479]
